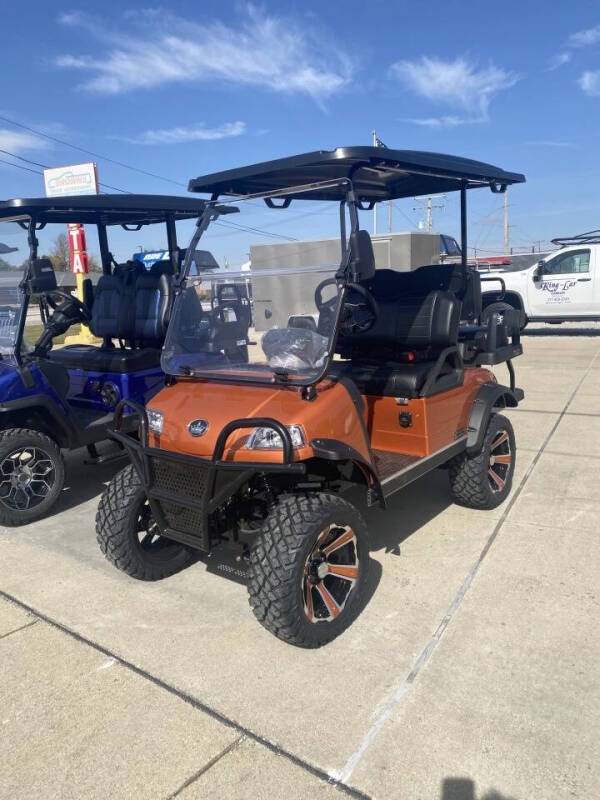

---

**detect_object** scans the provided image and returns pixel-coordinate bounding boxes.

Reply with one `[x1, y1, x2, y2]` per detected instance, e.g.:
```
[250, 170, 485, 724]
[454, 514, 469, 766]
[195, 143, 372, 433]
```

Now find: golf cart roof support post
[97, 223, 111, 275]
[460, 182, 467, 270]
[165, 213, 178, 273]
[346, 185, 360, 235]
[27, 216, 38, 260]
[339, 201, 347, 257]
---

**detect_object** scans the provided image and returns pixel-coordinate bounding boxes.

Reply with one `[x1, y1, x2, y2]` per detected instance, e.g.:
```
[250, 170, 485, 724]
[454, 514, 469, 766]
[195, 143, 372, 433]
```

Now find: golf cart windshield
[162, 186, 346, 385]
[0, 270, 26, 356]
[0, 224, 27, 356]
[162, 264, 340, 384]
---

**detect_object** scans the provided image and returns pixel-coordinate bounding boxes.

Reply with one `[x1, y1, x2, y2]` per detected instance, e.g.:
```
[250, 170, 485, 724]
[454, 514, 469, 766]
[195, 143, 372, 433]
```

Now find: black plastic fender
[466, 382, 523, 454]
[0, 395, 75, 448]
[310, 437, 385, 508]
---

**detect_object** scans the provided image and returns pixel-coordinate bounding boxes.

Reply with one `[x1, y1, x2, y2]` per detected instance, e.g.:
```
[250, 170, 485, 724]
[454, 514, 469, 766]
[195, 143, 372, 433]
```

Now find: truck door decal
[540, 279, 578, 304]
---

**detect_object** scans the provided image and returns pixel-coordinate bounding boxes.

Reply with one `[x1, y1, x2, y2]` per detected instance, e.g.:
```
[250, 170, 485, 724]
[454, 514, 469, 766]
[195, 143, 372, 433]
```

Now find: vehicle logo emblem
[188, 419, 209, 437]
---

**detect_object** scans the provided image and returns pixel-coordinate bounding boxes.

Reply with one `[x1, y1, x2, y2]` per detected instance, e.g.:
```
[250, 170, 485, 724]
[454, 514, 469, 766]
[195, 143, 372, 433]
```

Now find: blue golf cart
[0, 195, 211, 525]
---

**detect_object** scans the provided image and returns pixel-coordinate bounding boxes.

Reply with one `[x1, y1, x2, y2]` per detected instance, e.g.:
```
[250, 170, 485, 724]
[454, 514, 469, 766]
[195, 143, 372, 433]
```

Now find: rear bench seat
[49, 260, 173, 373]
[330, 266, 464, 398]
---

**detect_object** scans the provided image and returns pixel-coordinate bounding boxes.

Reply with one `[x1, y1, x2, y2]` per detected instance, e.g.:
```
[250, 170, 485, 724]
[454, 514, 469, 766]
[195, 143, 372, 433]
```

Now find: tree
[49, 233, 70, 272]
[88, 253, 102, 273]
[47, 232, 102, 273]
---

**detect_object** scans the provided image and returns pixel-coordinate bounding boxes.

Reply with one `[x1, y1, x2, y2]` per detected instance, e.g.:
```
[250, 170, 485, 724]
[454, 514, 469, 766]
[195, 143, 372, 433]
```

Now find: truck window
[543, 249, 590, 275]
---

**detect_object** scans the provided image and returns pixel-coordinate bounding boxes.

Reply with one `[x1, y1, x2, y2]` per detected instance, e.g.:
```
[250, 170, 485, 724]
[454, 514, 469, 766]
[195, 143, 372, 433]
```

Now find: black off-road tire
[448, 413, 516, 510]
[0, 428, 65, 526]
[247, 492, 369, 648]
[96, 464, 193, 580]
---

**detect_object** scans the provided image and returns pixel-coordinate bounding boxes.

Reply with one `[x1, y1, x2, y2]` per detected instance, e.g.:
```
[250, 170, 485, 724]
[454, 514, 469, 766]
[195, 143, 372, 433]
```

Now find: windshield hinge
[301, 385, 317, 401]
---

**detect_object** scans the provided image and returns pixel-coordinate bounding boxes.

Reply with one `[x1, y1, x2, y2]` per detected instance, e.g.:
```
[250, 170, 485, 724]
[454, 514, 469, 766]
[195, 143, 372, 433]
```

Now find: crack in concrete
[0, 619, 38, 641]
[166, 735, 246, 799]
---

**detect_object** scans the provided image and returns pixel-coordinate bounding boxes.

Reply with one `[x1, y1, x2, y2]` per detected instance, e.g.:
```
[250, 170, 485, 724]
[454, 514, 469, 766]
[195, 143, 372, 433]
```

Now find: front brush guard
[111, 399, 305, 552]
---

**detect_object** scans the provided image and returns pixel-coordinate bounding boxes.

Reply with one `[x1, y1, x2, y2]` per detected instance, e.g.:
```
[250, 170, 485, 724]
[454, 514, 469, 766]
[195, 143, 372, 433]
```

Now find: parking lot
[1, 325, 599, 800]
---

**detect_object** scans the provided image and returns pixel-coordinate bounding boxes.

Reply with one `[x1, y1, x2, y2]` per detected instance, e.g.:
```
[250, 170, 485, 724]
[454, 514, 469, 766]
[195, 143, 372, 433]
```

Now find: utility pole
[413, 195, 445, 232]
[371, 130, 377, 235]
[503, 188, 509, 254]
[371, 130, 392, 233]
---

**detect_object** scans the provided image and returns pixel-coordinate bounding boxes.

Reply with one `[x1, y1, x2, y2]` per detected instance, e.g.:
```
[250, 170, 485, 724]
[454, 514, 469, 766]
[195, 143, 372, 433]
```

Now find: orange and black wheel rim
[488, 429, 512, 493]
[302, 524, 359, 624]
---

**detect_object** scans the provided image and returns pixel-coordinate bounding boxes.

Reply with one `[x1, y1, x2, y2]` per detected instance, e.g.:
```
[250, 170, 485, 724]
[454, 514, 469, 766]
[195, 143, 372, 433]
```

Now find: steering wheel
[315, 278, 378, 334]
[315, 278, 339, 312]
[342, 283, 379, 334]
[43, 289, 92, 323]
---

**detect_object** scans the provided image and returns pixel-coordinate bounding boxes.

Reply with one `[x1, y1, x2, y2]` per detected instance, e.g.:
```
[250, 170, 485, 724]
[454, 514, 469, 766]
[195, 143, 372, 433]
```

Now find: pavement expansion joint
[0, 588, 370, 800]
[335, 351, 599, 785]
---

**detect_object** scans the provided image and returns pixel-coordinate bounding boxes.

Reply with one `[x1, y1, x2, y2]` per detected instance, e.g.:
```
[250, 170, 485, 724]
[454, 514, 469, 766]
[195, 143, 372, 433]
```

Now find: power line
[0, 115, 369, 243]
[0, 156, 44, 177]
[392, 201, 418, 230]
[0, 114, 185, 188]
[0, 147, 129, 194]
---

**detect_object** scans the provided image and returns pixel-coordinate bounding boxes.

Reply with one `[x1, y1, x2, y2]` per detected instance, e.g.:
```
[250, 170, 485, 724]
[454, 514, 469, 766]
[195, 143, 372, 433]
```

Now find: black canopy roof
[189, 147, 525, 202]
[0, 195, 207, 226]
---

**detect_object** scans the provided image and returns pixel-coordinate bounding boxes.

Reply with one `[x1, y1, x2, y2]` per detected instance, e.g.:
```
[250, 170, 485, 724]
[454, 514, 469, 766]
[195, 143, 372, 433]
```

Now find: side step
[374, 438, 467, 499]
[84, 443, 128, 466]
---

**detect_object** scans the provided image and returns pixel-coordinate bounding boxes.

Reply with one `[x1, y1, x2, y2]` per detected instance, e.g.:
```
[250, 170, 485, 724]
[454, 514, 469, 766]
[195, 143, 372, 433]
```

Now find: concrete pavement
[1, 323, 599, 799]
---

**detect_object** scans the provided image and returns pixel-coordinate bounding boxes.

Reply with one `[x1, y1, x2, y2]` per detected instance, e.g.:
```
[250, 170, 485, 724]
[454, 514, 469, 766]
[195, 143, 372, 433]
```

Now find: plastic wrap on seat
[262, 327, 328, 371]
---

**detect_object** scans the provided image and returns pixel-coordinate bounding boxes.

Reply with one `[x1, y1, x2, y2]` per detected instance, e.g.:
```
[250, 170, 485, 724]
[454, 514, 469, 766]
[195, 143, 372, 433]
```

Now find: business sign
[43, 162, 99, 198]
[133, 250, 170, 270]
[68, 223, 89, 275]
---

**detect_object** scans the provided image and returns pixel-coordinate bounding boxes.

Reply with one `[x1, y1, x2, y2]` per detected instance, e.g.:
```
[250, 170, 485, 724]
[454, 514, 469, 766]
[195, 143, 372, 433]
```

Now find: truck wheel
[482, 302, 527, 331]
[448, 414, 515, 509]
[96, 464, 192, 580]
[247, 493, 369, 648]
[0, 429, 64, 526]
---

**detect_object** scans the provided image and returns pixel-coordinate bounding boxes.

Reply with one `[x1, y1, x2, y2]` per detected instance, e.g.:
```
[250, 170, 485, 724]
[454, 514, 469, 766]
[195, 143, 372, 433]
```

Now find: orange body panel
[363, 367, 493, 456]
[148, 366, 494, 470]
[148, 378, 371, 464]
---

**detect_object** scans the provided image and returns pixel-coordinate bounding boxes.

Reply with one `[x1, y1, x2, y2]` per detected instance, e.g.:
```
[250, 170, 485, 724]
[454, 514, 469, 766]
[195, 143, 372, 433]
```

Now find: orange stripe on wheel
[489, 468, 506, 490]
[327, 564, 359, 580]
[494, 454, 512, 464]
[305, 583, 314, 622]
[322, 528, 355, 557]
[315, 582, 341, 619]
[491, 431, 509, 450]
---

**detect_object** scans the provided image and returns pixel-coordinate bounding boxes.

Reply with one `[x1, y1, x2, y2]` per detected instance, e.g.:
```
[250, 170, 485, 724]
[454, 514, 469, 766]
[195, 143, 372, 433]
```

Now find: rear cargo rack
[551, 229, 600, 247]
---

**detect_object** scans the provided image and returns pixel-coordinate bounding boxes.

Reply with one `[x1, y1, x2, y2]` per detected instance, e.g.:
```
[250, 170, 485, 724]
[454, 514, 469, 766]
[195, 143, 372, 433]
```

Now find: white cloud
[579, 69, 600, 95]
[547, 52, 571, 71]
[567, 24, 600, 48]
[56, 5, 352, 102]
[0, 129, 47, 153]
[403, 115, 468, 127]
[524, 140, 573, 147]
[117, 120, 246, 145]
[390, 56, 519, 126]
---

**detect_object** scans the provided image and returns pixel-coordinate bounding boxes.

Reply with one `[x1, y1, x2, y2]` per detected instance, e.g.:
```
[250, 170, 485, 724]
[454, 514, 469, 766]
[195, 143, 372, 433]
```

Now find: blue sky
[2, 0, 600, 263]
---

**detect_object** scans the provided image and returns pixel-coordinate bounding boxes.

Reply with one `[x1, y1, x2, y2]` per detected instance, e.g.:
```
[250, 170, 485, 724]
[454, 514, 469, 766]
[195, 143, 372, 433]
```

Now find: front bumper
[112, 400, 305, 552]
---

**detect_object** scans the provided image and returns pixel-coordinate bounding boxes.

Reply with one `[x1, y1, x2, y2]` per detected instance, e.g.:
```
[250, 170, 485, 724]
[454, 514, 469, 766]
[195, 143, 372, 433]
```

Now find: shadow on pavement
[441, 777, 516, 800]
[52, 446, 126, 517]
[360, 468, 454, 555]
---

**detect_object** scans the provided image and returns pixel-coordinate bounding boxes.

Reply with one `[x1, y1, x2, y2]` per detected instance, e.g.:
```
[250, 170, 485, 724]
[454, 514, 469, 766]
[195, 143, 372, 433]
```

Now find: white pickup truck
[481, 235, 600, 328]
